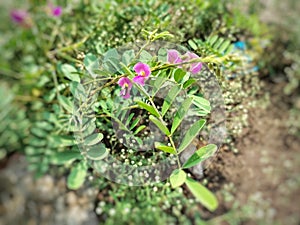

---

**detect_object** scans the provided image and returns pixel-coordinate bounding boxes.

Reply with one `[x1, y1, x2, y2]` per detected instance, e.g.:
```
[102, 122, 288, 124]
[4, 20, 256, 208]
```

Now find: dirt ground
[204, 81, 300, 225]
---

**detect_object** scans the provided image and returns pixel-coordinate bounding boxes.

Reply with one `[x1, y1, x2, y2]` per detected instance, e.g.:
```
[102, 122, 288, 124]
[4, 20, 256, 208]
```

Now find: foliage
[0, 83, 30, 159]
[93, 177, 205, 225]
[0, 0, 271, 222]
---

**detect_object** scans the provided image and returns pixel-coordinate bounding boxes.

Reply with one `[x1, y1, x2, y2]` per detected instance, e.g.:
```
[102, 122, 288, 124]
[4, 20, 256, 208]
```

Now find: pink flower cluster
[10, 10, 32, 28]
[49, 4, 62, 17]
[118, 62, 151, 99]
[10, 3, 62, 27]
[167, 49, 202, 74]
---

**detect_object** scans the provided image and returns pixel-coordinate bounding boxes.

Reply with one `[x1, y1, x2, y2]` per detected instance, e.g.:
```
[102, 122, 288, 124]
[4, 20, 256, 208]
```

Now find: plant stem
[76, 75, 124, 113]
[135, 84, 182, 169]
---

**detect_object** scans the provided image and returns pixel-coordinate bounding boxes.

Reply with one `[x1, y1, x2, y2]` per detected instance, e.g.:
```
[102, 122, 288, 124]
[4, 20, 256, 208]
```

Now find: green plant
[58, 30, 222, 211]
[0, 83, 30, 159]
[0, 0, 272, 222]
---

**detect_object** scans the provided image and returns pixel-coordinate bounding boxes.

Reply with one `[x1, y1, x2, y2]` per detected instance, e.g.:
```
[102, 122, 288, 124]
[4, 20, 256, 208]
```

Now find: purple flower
[118, 77, 132, 99]
[133, 62, 151, 86]
[184, 52, 202, 74]
[167, 49, 202, 74]
[51, 6, 62, 17]
[167, 50, 182, 64]
[10, 10, 31, 27]
[46, 3, 62, 17]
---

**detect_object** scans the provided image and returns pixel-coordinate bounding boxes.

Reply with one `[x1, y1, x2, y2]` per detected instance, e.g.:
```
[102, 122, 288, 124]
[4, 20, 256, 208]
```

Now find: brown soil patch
[206, 81, 300, 224]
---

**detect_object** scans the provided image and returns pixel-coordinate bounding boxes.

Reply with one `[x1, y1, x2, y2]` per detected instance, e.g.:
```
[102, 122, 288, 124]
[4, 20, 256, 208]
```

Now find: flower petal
[10, 10, 27, 23]
[133, 75, 146, 86]
[167, 50, 181, 64]
[182, 51, 202, 74]
[190, 62, 202, 74]
[120, 89, 131, 99]
[134, 62, 151, 77]
[187, 52, 199, 59]
[133, 62, 145, 74]
[52, 6, 62, 17]
[174, 57, 183, 64]
[123, 92, 130, 99]
[118, 77, 132, 88]
[120, 84, 131, 99]
[143, 64, 151, 77]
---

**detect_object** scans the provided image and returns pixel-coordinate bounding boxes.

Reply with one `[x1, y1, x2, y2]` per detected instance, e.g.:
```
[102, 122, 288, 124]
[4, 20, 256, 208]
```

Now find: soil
[203, 81, 300, 224]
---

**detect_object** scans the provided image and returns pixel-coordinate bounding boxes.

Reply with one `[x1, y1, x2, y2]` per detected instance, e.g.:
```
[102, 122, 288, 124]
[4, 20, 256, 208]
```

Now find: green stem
[134, 39, 151, 61]
[82, 77, 113, 85]
[168, 135, 182, 169]
[76, 75, 124, 113]
[135, 84, 182, 169]
[150, 54, 229, 73]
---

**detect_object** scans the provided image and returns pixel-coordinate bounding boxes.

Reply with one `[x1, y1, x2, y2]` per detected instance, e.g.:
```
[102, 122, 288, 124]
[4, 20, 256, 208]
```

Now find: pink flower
[167, 49, 202, 74]
[51, 6, 62, 17]
[133, 62, 151, 86]
[46, 2, 62, 17]
[118, 77, 132, 99]
[167, 50, 182, 65]
[10, 10, 32, 27]
[183, 52, 202, 74]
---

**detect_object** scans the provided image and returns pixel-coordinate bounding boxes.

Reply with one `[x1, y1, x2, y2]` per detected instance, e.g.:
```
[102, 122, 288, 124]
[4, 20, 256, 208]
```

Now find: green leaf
[67, 161, 88, 190]
[188, 39, 198, 50]
[133, 125, 146, 135]
[171, 98, 193, 134]
[178, 119, 206, 153]
[44, 83, 68, 102]
[224, 44, 234, 55]
[31, 127, 48, 138]
[173, 68, 186, 83]
[219, 40, 231, 53]
[86, 143, 108, 160]
[29, 137, 47, 147]
[122, 49, 135, 65]
[161, 85, 181, 116]
[130, 117, 140, 130]
[58, 95, 74, 113]
[35, 121, 54, 131]
[135, 100, 160, 117]
[84, 133, 104, 146]
[149, 115, 170, 136]
[60, 64, 80, 82]
[214, 37, 224, 49]
[170, 169, 186, 188]
[183, 144, 217, 169]
[208, 35, 218, 46]
[82, 119, 96, 136]
[125, 113, 135, 126]
[51, 151, 83, 165]
[104, 48, 119, 60]
[185, 177, 218, 211]
[103, 57, 122, 73]
[103, 49, 121, 73]
[151, 76, 166, 96]
[158, 48, 167, 62]
[25, 147, 45, 155]
[84, 53, 99, 78]
[183, 78, 196, 89]
[70, 81, 86, 101]
[154, 142, 176, 154]
[139, 50, 152, 62]
[48, 135, 75, 147]
[190, 95, 211, 113]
